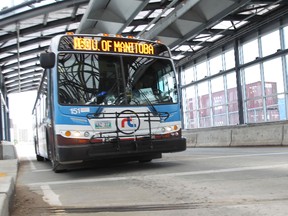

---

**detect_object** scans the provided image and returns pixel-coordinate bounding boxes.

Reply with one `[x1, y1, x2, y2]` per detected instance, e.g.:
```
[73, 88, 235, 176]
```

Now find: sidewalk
[0, 141, 18, 216]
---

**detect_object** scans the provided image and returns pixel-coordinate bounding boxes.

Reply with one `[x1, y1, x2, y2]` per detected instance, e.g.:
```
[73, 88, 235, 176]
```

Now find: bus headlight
[161, 125, 179, 133]
[62, 130, 91, 138]
[74, 131, 81, 137]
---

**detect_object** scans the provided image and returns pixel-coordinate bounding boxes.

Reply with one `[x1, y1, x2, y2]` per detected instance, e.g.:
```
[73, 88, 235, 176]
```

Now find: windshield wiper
[136, 89, 158, 114]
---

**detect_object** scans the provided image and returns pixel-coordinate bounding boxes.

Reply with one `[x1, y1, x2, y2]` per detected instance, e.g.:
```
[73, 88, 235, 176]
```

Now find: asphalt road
[14, 143, 288, 216]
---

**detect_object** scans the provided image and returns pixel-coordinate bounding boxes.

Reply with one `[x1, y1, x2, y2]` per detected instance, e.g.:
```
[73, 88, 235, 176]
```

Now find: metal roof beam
[0, 15, 82, 43]
[76, 0, 150, 34]
[5, 74, 41, 86]
[7, 84, 39, 93]
[225, 14, 263, 22]
[251, 0, 287, 4]
[6, 80, 40, 88]
[129, 17, 155, 27]
[0, 0, 88, 28]
[200, 28, 235, 36]
[3, 65, 41, 78]
[0, 46, 48, 64]
[182, 40, 214, 47]
[171, 51, 194, 56]
[5, 70, 42, 83]
[143, 2, 167, 10]
[139, 0, 200, 40]
[176, 4, 288, 66]
[0, 0, 43, 15]
[168, 0, 252, 49]
[0, 36, 50, 53]
[1, 57, 39, 71]
[0, 28, 75, 54]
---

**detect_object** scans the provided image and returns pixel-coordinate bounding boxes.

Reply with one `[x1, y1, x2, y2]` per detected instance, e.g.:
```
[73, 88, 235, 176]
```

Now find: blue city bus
[33, 33, 186, 172]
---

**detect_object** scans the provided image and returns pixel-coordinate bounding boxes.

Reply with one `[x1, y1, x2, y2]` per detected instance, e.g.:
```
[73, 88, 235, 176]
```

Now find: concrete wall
[183, 121, 288, 147]
[0, 141, 17, 160]
[0, 141, 18, 216]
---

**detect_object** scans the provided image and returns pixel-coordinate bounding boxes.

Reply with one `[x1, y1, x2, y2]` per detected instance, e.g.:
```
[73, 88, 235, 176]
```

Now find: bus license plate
[94, 121, 112, 129]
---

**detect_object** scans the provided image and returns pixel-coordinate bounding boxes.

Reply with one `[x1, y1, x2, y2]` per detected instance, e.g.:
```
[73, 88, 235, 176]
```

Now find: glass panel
[243, 64, 262, 99]
[183, 65, 195, 85]
[185, 86, 197, 110]
[211, 76, 225, 105]
[226, 72, 237, 102]
[245, 69, 263, 123]
[198, 81, 209, 109]
[284, 25, 288, 49]
[183, 86, 197, 129]
[196, 61, 208, 80]
[182, 88, 189, 128]
[261, 30, 280, 57]
[209, 55, 223, 75]
[57, 53, 177, 105]
[266, 95, 280, 121]
[211, 76, 226, 126]
[226, 72, 239, 125]
[199, 108, 211, 127]
[263, 57, 284, 94]
[228, 103, 239, 125]
[211, 76, 227, 126]
[224, 49, 235, 70]
[184, 110, 197, 129]
[242, 39, 259, 64]
[198, 81, 211, 127]
[246, 99, 264, 123]
[275, 94, 286, 120]
[213, 106, 227, 126]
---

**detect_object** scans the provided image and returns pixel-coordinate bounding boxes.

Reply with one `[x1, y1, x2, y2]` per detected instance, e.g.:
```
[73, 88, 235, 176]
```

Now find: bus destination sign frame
[58, 35, 169, 57]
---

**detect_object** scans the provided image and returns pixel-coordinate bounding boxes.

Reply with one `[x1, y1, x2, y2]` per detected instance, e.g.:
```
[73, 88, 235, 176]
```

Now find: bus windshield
[57, 53, 178, 106]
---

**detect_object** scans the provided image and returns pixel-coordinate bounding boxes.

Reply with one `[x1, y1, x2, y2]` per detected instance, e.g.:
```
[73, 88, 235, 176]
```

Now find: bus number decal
[70, 107, 90, 115]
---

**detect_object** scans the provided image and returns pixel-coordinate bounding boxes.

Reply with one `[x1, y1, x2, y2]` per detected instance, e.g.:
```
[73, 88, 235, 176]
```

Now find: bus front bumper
[56, 137, 186, 163]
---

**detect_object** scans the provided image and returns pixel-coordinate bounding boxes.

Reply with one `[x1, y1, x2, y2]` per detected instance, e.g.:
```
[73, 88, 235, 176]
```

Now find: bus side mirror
[40, 52, 55, 69]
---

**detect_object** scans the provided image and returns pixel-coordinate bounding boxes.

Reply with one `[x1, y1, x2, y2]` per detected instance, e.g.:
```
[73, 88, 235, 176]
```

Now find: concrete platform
[0, 141, 18, 216]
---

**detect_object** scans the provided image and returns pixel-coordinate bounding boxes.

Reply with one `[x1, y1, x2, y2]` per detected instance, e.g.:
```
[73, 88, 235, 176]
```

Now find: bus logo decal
[116, 110, 140, 134]
[121, 117, 136, 128]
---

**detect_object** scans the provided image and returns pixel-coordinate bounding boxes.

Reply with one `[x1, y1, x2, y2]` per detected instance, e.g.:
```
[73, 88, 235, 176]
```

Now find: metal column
[234, 40, 244, 124]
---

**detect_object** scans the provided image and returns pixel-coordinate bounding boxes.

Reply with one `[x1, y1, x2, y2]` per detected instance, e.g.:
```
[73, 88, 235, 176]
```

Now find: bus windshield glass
[57, 53, 178, 106]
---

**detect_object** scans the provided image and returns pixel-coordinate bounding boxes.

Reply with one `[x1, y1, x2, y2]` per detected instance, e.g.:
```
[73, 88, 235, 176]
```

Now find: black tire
[139, 159, 152, 163]
[36, 154, 45, 161]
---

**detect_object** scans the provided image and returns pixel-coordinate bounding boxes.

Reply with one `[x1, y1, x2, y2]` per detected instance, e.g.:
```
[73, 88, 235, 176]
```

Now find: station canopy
[0, 0, 286, 94]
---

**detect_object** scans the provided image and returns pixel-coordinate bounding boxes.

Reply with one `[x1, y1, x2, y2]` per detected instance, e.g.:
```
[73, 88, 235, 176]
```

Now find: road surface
[12, 143, 288, 216]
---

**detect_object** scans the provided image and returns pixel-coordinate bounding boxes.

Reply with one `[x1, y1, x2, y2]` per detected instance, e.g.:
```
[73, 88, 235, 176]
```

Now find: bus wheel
[139, 159, 152, 163]
[36, 154, 45, 161]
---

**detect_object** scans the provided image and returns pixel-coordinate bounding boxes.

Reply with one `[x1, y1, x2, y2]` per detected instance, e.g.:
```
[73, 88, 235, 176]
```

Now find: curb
[0, 142, 18, 216]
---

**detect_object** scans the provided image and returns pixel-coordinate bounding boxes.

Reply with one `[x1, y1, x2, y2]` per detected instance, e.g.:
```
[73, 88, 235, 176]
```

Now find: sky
[8, 91, 37, 129]
[1, 0, 35, 130]
[1, 0, 36, 143]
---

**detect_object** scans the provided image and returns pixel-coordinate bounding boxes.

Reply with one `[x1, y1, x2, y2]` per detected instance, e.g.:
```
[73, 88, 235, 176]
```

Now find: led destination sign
[73, 37, 155, 55]
[58, 35, 168, 56]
